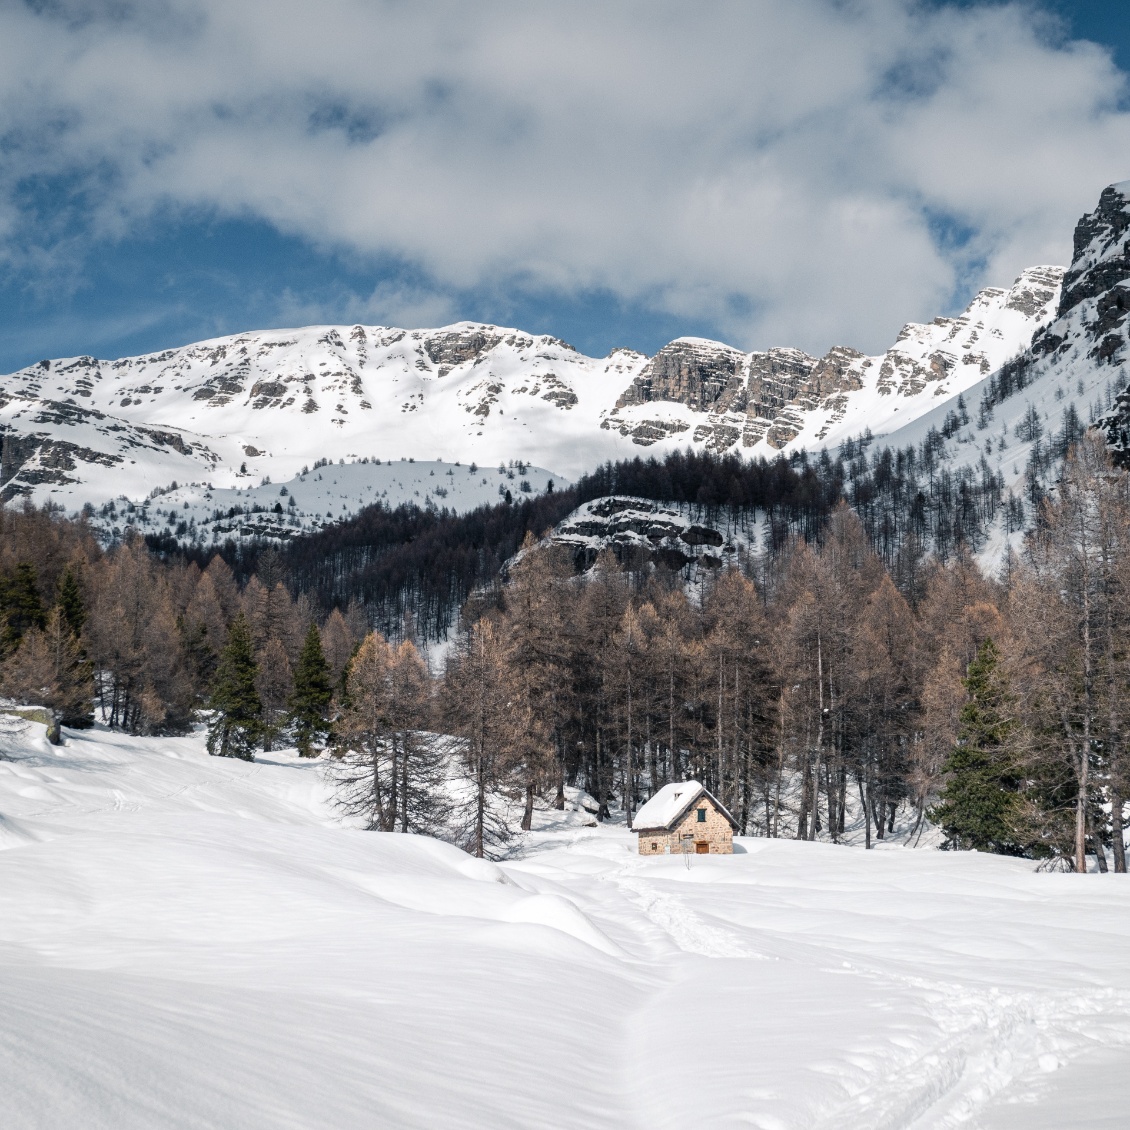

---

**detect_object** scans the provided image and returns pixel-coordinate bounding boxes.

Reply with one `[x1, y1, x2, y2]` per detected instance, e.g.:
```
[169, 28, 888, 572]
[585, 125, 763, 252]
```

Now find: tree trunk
[475, 744, 486, 858]
[400, 732, 410, 833]
[808, 631, 824, 841]
[1112, 784, 1127, 873]
[859, 775, 871, 850]
[1076, 497, 1095, 874]
[554, 734, 566, 810]
[386, 734, 399, 832]
[521, 779, 535, 832]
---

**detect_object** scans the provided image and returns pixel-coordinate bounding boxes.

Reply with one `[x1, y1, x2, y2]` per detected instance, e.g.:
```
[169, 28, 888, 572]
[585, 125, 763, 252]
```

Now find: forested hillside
[3, 432, 1128, 870]
[163, 428, 1015, 643]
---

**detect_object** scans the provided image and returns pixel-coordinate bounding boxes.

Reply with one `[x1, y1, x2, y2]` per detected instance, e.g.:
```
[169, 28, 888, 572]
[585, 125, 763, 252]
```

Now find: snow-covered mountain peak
[1, 261, 1064, 538]
[603, 265, 1063, 454]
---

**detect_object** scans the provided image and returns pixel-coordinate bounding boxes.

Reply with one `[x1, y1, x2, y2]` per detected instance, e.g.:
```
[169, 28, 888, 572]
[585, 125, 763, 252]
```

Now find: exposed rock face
[1037, 183, 1130, 455]
[1033, 187, 1130, 378]
[424, 328, 503, 377]
[550, 497, 736, 572]
[1059, 186, 1130, 320]
[618, 339, 747, 413]
[604, 267, 1061, 451]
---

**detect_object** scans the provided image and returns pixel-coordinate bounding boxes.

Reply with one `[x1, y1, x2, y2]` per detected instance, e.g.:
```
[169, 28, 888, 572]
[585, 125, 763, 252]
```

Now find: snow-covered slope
[608, 266, 1063, 453]
[870, 183, 1130, 570]
[3, 718, 1130, 1128]
[0, 271, 1060, 531]
[105, 458, 559, 544]
[0, 325, 644, 512]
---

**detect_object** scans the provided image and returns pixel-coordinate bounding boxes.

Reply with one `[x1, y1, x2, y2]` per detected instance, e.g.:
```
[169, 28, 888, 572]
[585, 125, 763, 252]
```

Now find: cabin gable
[636, 787, 735, 855]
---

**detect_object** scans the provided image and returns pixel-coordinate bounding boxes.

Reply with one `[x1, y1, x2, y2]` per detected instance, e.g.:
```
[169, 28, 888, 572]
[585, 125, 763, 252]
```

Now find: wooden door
[695, 841, 709, 854]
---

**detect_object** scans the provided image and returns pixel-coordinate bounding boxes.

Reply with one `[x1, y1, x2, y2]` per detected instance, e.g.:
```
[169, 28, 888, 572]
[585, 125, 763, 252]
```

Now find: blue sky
[1, 1, 1130, 371]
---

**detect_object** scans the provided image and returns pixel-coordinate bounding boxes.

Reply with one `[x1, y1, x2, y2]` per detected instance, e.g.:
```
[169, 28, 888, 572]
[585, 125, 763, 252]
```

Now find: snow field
[1, 719, 1129, 1128]
[129, 458, 562, 544]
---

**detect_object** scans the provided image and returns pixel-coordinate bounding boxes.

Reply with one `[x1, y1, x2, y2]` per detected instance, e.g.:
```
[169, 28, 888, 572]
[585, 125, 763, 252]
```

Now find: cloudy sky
[0, 0, 1128, 370]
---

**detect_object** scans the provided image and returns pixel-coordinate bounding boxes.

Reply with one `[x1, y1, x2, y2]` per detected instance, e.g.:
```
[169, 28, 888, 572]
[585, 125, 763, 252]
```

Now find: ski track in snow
[2, 719, 1130, 1129]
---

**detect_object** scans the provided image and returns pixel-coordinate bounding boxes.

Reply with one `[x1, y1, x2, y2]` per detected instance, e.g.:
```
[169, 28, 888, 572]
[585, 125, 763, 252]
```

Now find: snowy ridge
[606, 266, 1063, 453]
[870, 184, 1130, 572]
[0, 323, 646, 511]
[0, 271, 1060, 532]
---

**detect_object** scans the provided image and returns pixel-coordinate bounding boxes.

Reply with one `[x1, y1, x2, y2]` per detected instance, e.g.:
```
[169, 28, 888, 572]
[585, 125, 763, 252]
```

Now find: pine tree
[930, 639, 1025, 854]
[2, 563, 47, 653]
[207, 613, 263, 760]
[55, 567, 93, 728]
[290, 622, 332, 757]
[56, 568, 86, 639]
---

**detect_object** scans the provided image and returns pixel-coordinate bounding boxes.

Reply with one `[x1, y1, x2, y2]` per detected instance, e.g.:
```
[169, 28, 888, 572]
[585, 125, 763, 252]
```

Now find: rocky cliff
[605, 266, 1063, 453]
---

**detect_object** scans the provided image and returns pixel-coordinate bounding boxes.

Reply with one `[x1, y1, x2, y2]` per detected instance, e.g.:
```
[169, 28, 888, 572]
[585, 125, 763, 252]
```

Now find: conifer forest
[2, 433, 1129, 871]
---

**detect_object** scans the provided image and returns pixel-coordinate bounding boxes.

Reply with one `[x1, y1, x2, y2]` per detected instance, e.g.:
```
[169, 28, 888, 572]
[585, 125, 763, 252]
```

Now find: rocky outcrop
[1058, 185, 1130, 321]
[1033, 186, 1130, 374]
[423, 328, 503, 377]
[605, 266, 1061, 452]
[1039, 183, 1130, 455]
[551, 497, 735, 572]
[617, 339, 747, 413]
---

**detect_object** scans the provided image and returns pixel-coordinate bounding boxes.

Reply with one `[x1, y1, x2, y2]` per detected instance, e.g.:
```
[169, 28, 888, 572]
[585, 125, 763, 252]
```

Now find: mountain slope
[863, 182, 1130, 569]
[0, 271, 1061, 532]
[607, 266, 1062, 453]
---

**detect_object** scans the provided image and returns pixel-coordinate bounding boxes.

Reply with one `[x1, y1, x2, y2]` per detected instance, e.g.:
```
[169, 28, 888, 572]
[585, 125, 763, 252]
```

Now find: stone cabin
[632, 781, 738, 855]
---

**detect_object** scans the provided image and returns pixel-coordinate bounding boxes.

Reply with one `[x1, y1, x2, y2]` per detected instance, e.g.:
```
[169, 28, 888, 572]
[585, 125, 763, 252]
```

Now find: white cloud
[272, 281, 459, 333]
[0, 0, 1127, 353]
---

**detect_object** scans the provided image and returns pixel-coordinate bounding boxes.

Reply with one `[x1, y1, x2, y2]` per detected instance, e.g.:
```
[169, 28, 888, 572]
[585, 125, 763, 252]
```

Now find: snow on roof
[632, 781, 705, 831]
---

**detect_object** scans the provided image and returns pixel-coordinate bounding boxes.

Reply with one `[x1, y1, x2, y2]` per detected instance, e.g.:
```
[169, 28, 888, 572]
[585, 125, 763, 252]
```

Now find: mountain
[0, 268, 1062, 538]
[851, 182, 1130, 568]
[606, 266, 1062, 453]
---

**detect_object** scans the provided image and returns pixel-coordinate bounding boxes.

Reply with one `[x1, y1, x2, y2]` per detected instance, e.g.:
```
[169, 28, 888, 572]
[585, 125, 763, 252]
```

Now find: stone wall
[637, 797, 733, 855]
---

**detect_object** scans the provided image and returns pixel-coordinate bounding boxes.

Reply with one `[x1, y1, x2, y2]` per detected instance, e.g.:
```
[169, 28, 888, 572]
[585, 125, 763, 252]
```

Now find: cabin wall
[637, 799, 734, 855]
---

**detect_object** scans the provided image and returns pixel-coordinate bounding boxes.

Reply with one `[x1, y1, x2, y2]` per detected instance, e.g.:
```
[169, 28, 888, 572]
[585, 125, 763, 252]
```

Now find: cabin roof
[632, 781, 739, 832]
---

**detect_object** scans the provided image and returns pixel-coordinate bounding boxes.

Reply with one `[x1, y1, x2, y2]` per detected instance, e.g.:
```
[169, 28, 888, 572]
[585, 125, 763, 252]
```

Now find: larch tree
[255, 637, 294, 752]
[1024, 433, 1130, 872]
[0, 609, 93, 744]
[442, 617, 521, 857]
[498, 539, 571, 829]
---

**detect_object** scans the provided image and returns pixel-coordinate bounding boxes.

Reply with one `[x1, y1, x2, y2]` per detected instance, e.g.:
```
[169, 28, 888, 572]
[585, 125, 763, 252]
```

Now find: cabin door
[695, 842, 709, 854]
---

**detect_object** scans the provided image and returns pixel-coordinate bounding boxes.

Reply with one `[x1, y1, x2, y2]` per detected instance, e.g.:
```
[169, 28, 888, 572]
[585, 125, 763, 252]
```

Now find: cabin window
[697, 808, 706, 822]
[651, 842, 659, 852]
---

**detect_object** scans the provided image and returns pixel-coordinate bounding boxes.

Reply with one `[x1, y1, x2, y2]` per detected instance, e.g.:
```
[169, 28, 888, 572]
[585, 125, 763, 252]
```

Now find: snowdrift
[1, 719, 1129, 1128]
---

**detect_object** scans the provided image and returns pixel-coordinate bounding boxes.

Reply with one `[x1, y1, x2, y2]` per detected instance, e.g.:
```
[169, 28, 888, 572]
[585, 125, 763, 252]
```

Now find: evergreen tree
[2, 563, 47, 653]
[56, 568, 87, 638]
[55, 567, 93, 727]
[930, 639, 1025, 854]
[290, 622, 332, 757]
[207, 613, 263, 760]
